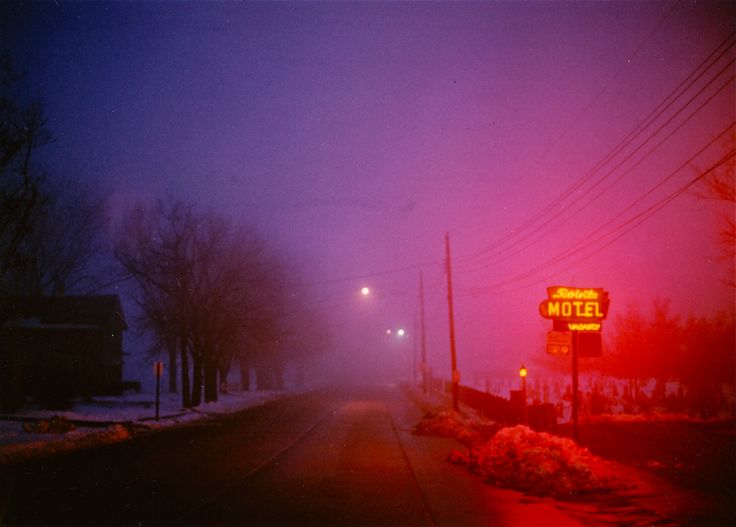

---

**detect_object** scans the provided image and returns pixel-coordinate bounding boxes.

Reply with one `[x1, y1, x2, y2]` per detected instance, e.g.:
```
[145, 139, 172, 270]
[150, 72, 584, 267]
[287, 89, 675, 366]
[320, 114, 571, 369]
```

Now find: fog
[3, 0, 734, 390]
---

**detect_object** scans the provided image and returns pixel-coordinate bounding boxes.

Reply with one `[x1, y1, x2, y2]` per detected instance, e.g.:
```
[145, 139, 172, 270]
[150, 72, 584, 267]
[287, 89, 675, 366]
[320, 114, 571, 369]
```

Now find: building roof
[0, 296, 127, 332]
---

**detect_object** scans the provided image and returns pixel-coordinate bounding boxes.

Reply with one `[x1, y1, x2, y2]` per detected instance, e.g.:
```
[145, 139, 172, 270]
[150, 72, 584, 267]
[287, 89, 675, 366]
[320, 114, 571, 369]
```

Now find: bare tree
[1, 179, 106, 296]
[115, 199, 292, 406]
[115, 200, 198, 407]
[188, 215, 288, 401]
[1, 56, 104, 297]
[695, 136, 735, 287]
[0, 55, 53, 286]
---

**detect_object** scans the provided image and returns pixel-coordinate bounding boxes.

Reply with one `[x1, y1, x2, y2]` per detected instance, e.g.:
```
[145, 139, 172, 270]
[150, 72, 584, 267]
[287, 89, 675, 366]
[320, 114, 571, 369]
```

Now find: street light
[519, 364, 528, 390]
[519, 364, 528, 425]
[397, 328, 406, 337]
[360, 286, 371, 296]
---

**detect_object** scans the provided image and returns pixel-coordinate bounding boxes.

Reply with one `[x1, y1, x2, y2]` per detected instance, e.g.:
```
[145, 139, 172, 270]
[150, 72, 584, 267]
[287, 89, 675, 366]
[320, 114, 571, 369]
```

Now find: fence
[427, 375, 556, 431]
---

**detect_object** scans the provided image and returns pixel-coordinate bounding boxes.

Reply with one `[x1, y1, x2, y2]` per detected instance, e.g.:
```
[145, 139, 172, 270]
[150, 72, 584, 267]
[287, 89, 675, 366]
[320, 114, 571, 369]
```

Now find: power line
[487, 147, 736, 295]
[286, 260, 442, 289]
[285, 30, 736, 294]
[457, 31, 736, 268]
[459, 128, 735, 295]
[456, 1, 687, 261]
[459, 64, 735, 274]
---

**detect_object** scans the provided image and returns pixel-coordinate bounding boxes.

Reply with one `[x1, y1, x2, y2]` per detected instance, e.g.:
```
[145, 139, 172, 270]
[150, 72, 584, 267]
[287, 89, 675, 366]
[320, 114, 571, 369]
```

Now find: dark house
[0, 296, 127, 411]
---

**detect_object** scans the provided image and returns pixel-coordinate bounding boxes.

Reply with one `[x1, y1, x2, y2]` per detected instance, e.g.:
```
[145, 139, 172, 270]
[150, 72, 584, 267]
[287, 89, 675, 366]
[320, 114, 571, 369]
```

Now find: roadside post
[519, 364, 528, 425]
[539, 286, 610, 441]
[154, 361, 164, 421]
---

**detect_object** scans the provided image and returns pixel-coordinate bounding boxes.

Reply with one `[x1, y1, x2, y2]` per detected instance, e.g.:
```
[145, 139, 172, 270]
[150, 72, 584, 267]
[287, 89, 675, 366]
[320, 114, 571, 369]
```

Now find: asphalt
[177, 384, 588, 526]
[1, 384, 596, 526]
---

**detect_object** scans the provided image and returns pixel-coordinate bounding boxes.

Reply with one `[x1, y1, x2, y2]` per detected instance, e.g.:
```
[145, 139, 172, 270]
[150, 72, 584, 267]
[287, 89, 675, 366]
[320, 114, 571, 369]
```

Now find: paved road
[1, 385, 586, 526]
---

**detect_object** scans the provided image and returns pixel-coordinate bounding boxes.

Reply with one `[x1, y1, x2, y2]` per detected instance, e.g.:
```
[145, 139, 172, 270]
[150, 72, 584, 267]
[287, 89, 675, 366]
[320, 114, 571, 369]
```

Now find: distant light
[397, 328, 406, 337]
[386, 329, 392, 335]
[519, 365, 528, 378]
[361, 286, 371, 296]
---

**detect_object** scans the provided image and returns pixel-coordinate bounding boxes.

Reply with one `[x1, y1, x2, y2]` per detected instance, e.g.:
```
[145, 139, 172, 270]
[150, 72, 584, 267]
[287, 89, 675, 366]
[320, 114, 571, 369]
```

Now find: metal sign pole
[155, 362, 162, 421]
[571, 331, 579, 442]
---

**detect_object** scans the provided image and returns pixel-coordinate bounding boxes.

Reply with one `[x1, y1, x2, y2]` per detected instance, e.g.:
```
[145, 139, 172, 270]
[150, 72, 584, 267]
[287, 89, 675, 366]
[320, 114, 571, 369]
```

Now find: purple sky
[5, 1, 734, 382]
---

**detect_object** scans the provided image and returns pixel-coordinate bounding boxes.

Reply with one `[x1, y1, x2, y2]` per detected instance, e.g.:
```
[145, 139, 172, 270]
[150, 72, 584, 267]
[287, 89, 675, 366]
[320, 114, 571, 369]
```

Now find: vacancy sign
[540, 286, 610, 357]
[539, 286, 610, 331]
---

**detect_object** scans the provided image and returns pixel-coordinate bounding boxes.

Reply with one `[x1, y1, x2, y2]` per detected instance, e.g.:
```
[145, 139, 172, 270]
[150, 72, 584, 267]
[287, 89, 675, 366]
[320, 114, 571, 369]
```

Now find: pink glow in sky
[4, 1, 734, 381]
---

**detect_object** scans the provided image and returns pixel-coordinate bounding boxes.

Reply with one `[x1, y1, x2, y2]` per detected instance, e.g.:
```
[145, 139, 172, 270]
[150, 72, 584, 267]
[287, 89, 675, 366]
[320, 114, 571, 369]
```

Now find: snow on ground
[413, 396, 625, 498]
[580, 412, 704, 423]
[413, 408, 498, 446]
[0, 388, 288, 464]
[447, 425, 623, 498]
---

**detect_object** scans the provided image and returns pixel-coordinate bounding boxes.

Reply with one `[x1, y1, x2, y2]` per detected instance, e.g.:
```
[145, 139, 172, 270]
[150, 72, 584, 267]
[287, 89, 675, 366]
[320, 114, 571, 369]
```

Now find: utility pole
[444, 232, 459, 411]
[419, 271, 428, 394]
[572, 331, 579, 441]
[412, 308, 418, 388]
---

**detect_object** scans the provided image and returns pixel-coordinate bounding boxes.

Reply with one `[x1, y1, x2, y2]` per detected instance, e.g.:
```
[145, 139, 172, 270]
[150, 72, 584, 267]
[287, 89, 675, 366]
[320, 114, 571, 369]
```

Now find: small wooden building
[0, 296, 127, 410]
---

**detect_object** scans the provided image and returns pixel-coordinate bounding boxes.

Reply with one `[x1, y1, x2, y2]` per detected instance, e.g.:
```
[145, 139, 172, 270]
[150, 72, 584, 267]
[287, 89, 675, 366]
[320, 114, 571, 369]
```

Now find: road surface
[1, 384, 593, 526]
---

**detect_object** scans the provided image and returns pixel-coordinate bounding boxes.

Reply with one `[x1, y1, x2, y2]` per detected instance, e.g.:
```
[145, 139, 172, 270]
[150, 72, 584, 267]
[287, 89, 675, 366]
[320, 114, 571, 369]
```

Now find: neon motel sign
[539, 287, 609, 331]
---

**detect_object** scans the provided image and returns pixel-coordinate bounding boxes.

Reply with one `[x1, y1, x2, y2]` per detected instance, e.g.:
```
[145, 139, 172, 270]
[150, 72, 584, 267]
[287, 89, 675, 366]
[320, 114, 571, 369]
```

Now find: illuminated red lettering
[568, 322, 601, 331]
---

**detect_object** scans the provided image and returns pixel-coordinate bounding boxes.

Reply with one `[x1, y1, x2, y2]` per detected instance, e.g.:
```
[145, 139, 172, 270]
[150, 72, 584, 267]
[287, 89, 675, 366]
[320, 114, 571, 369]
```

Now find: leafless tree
[0, 55, 53, 286]
[115, 200, 198, 407]
[188, 214, 290, 400]
[694, 136, 735, 287]
[115, 199, 293, 406]
[1, 56, 104, 297]
[1, 179, 106, 296]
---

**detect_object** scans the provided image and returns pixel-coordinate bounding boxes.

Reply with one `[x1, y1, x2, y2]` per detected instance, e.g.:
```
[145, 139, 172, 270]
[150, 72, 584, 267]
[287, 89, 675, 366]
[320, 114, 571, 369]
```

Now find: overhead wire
[284, 21, 734, 296]
[459, 122, 736, 295]
[456, 30, 736, 269]
[454, 1, 687, 263]
[286, 260, 442, 289]
[483, 147, 736, 297]
[459, 60, 736, 274]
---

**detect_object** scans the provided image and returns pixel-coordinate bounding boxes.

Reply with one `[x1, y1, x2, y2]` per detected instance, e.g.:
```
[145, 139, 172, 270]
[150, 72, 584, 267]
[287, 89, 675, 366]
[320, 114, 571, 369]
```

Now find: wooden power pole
[419, 271, 429, 394]
[445, 232, 459, 411]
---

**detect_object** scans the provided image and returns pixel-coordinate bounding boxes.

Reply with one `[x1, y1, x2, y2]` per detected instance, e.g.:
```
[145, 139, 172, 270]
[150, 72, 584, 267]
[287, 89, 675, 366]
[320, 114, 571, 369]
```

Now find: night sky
[3, 1, 734, 384]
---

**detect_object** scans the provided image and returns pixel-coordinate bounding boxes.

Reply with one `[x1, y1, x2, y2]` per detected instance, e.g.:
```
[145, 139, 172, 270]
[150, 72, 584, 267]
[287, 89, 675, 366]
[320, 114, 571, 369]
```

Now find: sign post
[539, 286, 610, 442]
[154, 361, 164, 421]
[571, 332, 579, 439]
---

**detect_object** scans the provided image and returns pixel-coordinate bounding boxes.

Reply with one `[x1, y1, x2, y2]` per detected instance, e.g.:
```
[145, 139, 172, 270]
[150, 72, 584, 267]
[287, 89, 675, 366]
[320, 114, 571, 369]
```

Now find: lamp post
[519, 364, 528, 425]
[519, 364, 528, 394]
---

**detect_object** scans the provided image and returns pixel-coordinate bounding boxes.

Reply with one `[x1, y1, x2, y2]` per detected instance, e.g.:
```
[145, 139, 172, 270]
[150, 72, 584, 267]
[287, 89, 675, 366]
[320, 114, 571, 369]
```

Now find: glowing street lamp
[397, 328, 406, 337]
[519, 364, 528, 424]
[519, 364, 528, 394]
[360, 286, 371, 296]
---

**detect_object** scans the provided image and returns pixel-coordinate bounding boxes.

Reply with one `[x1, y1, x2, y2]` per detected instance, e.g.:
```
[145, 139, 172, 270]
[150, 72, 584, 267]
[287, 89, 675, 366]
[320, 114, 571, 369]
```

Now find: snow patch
[448, 425, 625, 498]
[413, 408, 497, 446]
[0, 388, 290, 464]
[0, 424, 132, 464]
